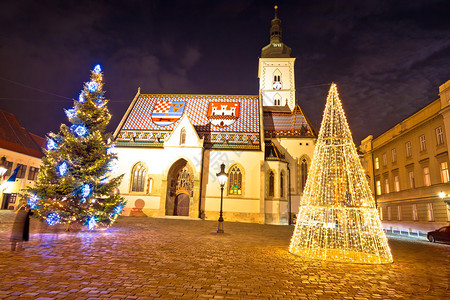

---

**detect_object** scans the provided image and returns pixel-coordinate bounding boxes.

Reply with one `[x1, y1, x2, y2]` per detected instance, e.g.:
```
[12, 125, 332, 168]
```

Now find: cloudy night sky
[0, 0, 449, 144]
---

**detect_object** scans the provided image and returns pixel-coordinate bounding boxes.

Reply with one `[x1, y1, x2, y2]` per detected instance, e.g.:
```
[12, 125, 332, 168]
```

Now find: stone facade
[359, 80, 450, 235]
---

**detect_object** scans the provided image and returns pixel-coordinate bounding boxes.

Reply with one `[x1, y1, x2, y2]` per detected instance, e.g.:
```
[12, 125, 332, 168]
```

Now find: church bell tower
[258, 6, 296, 110]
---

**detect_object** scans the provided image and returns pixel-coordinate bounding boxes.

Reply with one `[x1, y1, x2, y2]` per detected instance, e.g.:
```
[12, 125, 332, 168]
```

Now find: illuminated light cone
[289, 83, 392, 264]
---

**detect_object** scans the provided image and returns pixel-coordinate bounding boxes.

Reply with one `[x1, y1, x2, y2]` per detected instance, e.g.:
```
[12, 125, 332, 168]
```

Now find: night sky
[0, 0, 449, 144]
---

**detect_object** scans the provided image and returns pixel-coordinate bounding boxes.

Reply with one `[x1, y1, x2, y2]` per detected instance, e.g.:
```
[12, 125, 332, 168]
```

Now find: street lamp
[0, 156, 7, 177]
[216, 163, 228, 233]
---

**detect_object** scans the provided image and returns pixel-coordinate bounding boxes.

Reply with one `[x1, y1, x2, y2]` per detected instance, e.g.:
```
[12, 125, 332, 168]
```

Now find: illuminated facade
[359, 80, 450, 235]
[0, 110, 44, 210]
[113, 7, 317, 224]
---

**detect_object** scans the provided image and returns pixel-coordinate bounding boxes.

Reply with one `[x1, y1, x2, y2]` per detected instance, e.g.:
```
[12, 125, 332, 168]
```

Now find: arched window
[131, 162, 146, 192]
[268, 170, 275, 197]
[301, 159, 308, 192]
[280, 172, 285, 198]
[228, 165, 243, 195]
[180, 128, 186, 145]
[274, 93, 282, 106]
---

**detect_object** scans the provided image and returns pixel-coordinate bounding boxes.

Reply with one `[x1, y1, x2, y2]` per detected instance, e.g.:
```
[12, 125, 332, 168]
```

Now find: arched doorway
[166, 159, 194, 216]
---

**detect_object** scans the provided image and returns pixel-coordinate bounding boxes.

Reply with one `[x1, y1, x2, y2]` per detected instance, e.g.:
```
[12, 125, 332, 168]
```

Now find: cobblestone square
[0, 216, 449, 299]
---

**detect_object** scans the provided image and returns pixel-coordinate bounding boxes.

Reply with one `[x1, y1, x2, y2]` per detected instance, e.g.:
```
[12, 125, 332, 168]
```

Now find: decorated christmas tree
[23, 65, 125, 230]
[289, 83, 392, 264]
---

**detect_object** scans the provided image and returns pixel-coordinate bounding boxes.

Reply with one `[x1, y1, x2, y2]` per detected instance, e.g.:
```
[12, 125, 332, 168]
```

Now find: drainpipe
[198, 146, 205, 219]
[287, 163, 292, 225]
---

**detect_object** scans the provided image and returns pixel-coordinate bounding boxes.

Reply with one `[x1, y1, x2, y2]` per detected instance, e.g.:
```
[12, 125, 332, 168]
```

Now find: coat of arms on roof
[151, 100, 185, 126]
[207, 102, 239, 127]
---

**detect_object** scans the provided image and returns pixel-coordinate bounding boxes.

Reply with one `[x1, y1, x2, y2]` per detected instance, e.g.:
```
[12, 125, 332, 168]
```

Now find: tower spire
[261, 5, 291, 58]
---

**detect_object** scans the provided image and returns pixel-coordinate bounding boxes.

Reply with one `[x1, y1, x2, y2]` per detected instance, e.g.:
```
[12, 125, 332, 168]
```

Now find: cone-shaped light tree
[23, 65, 125, 229]
[289, 83, 392, 264]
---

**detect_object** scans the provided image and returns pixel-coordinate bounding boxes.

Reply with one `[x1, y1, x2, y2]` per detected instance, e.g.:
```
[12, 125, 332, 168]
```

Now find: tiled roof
[116, 94, 261, 148]
[0, 110, 44, 158]
[263, 105, 316, 138]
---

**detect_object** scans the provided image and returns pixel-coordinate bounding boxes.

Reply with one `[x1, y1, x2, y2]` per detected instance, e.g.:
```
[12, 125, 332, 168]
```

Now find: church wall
[115, 146, 202, 216]
[269, 137, 316, 221]
[202, 149, 265, 223]
[259, 58, 295, 109]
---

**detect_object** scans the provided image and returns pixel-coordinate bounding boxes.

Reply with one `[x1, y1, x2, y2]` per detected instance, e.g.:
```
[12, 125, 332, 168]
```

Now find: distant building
[359, 80, 450, 236]
[113, 7, 317, 224]
[0, 110, 45, 210]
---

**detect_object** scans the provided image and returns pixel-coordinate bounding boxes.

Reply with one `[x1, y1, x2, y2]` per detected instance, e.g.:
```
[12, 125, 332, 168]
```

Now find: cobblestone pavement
[0, 214, 449, 299]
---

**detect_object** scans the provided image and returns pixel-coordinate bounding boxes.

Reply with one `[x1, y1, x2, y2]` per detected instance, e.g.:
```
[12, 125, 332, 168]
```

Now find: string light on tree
[289, 83, 392, 264]
[22, 64, 125, 230]
[28, 195, 38, 209]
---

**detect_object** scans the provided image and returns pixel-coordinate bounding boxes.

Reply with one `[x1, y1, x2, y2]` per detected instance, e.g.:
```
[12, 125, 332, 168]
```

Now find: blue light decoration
[64, 108, 76, 119]
[81, 198, 86, 203]
[46, 139, 57, 151]
[97, 99, 105, 108]
[93, 64, 102, 74]
[79, 93, 85, 103]
[114, 205, 123, 215]
[71, 124, 88, 137]
[27, 195, 38, 209]
[106, 145, 116, 155]
[88, 216, 97, 230]
[46, 212, 61, 225]
[58, 161, 69, 176]
[81, 184, 92, 198]
[100, 177, 109, 184]
[87, 81, 99, 92]
[108, 159, 119, 174]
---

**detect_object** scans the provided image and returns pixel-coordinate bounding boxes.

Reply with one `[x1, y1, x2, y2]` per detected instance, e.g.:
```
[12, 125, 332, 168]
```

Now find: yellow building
[0, 110, 44, 210]
[360, 80, 450, 236]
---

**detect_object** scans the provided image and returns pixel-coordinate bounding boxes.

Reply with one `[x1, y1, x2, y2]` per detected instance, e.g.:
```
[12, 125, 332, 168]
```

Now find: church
[113, 7, 317, 225]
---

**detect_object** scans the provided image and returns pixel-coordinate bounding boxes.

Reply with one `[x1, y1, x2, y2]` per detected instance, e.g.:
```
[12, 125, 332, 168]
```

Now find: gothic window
[228, 165, 243, 195]
[273, 69, 281, 82]
[180, 128, 186, 145]
[131, 162, 146, 192]
[268, 170, 275, 197]
[280, 172, 285, 198]
[176, 166, 193, 193]
[301, 159, 308, 192]
[274, 93, 282, 106]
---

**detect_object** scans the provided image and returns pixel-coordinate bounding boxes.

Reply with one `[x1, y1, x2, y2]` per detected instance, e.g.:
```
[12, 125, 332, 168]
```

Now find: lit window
[131, 162, 146, 192]
[419, 134, 426, 151]
[268, 171, 275, 197]
[440, 162, 449, 183]
[412, 204, 418, 221]
[228, 165, 243, 195]
[387, 206, 392, 221]
[427, 203, 434, 221]
[300, 159, 308, 192]
[423, 167, 431, 186]
[16, 164, 27, 179]
[394, 175, 400, 192]
[180, 128, 186, 145]
[408, 171, 415, 189]
[376, 180, 381, 195]
[375, 157, 379, 170]
[384, 178, 389, 194]
[436, 127, 444, 145]
[391, 148, 397, 163]
[382, 153, 387, 167]
[397, 206, 402, 221]
[405, 141, 412, 158]
[280, 172, 285, 198]
[27, 167, 39, 181]
[148, 178, 153, 193]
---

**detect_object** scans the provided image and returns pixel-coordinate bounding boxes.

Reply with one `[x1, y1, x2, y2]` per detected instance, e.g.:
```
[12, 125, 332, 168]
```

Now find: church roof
[263, 105, 316, 138]
[115, 93, 261, 149]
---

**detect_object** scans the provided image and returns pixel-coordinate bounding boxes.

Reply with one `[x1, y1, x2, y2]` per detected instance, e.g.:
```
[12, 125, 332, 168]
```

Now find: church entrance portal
[166, 159, 194, 216]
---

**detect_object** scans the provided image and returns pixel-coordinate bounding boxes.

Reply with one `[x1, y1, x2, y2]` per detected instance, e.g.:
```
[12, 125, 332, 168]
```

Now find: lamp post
[216, 163, 228, 233]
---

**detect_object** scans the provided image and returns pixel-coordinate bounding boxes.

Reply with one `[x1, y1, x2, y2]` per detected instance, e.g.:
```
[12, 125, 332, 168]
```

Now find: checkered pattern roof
[123, 94, 260, 133]
[263, 105, 314, 136]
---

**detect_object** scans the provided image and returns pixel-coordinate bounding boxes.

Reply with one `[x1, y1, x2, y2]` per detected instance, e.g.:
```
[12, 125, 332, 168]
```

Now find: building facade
[114, 8, 317, 225]
[0, 110, 44, 210]
[360, 80, 450, 235]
